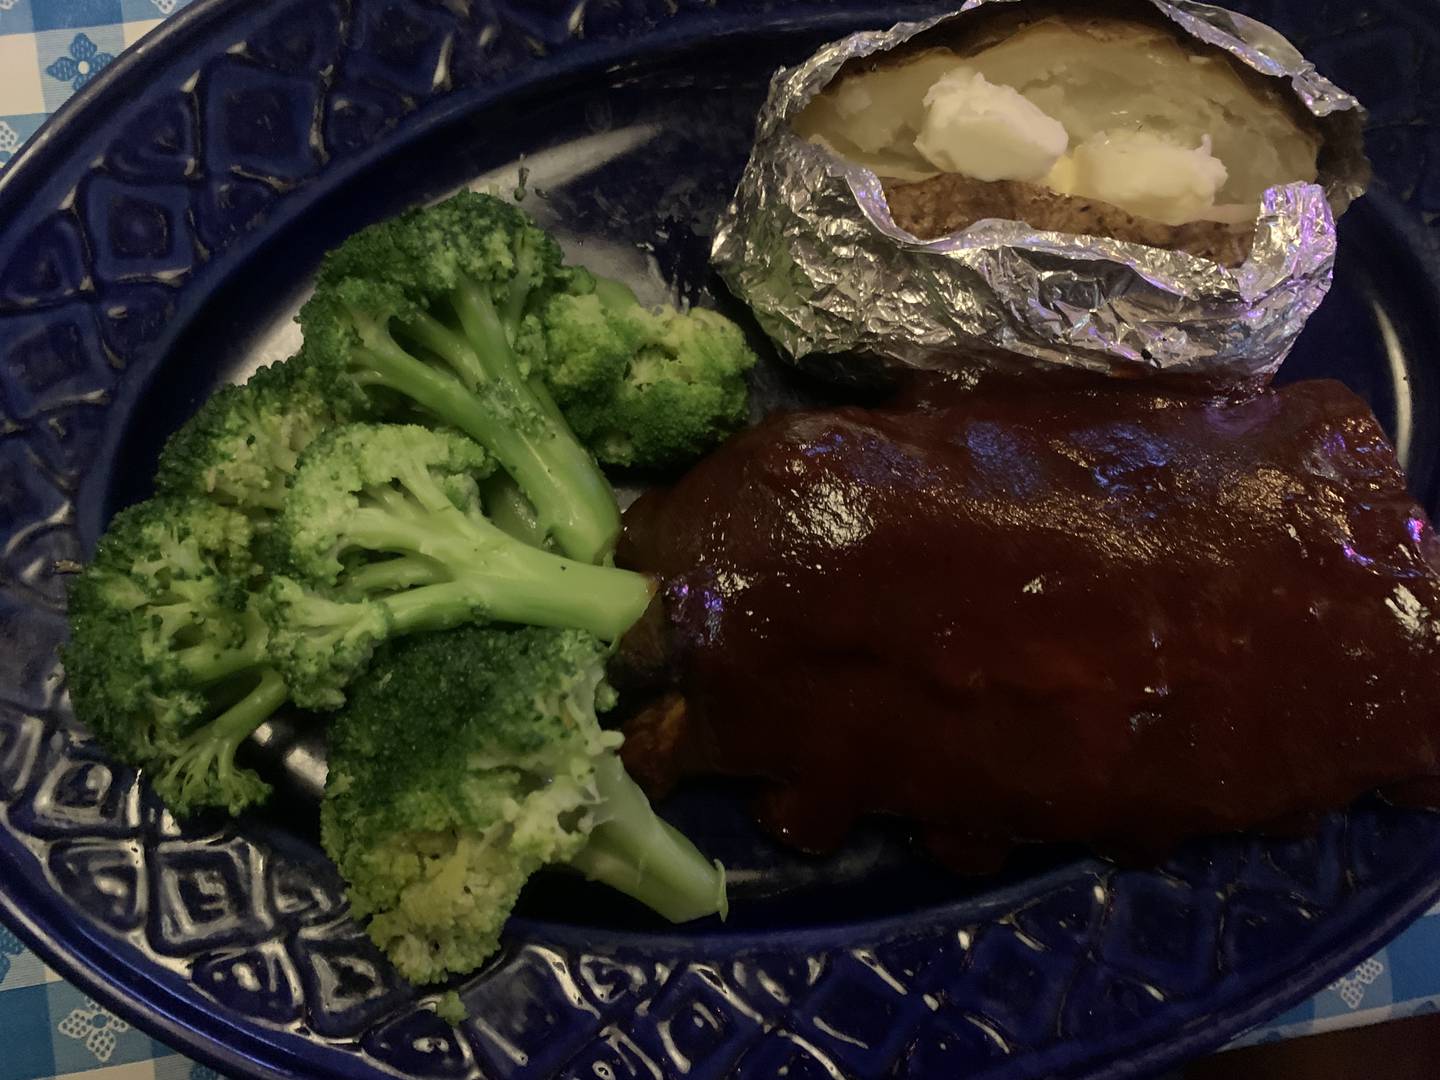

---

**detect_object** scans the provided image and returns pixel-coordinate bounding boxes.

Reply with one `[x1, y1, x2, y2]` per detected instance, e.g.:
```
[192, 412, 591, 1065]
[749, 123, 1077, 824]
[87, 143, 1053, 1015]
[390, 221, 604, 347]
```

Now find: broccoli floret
[72, 357, 344, 816]
[321, 625, 727, 984]
[261, 579, 393, 711]
[535, 289, 643, 404]
[296, 192, 621, 564]
[536, 283, 757, 469]
[434, 991, 467, 1025]
[153, 667, 287, 815]
[155, 358, 347, 518]
[262, 422, 654, 709]
[63, 497, 284, 815]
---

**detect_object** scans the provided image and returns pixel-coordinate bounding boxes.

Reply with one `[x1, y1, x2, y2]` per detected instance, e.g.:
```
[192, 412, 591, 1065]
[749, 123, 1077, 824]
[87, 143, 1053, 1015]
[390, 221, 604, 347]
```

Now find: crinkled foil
[711, 0, 1369, 382]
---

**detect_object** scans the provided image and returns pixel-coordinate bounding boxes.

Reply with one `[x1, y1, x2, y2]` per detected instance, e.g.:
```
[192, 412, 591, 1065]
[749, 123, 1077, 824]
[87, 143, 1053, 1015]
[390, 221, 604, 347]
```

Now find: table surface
[3, 3, 1440, 1078]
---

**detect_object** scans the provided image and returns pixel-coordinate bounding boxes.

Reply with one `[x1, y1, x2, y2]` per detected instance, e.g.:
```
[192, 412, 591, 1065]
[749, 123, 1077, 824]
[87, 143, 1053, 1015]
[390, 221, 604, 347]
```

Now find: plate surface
[3, 1, 1440, 1078]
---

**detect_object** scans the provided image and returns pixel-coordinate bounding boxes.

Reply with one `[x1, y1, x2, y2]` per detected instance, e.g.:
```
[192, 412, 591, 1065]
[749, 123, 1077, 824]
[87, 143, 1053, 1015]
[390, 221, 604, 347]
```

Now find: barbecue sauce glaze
[618, 378, 1440, 859]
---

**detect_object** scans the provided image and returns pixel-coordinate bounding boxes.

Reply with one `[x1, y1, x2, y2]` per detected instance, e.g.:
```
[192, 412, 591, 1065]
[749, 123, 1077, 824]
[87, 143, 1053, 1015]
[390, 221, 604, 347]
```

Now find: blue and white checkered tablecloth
[0, 0, 193, 170]
[4, 2, 1440, 1076]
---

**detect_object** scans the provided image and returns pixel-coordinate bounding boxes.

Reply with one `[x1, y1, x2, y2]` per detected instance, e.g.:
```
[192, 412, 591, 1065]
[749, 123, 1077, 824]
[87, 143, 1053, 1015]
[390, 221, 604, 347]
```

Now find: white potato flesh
[792, 17, 1320, 225]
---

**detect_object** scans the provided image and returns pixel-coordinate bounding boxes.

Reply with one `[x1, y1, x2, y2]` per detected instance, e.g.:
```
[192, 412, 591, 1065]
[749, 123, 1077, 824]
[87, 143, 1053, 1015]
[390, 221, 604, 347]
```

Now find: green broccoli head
[321, 626, 616, 982]
[294, 192, 621, 565]
[313, 191, 568, 313]
[537, 292, 757, 469]
[276, 422, 494, 585]
[64, 497, 281, 814]
[536, 292, 639, 403]
[276, 419, 650, 632]
[155, 359, 350, 517]
[262, 421, 652, 708]
[66, 497, 257, 741]
[260, 577, 393, 711]
[298, 193, 569, 406]
[293, 279, 422, 415]
[322, 625, 725, 984]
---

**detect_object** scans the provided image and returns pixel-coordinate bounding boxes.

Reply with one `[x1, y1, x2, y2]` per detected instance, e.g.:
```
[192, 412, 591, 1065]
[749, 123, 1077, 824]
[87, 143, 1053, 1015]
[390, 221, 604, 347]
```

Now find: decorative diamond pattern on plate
[1219, 892, 1327, 974]
[0, 306, 112, 420]
[575, 953, 659, 1011]
[0, 602, 66, 713]
[0, 213, 93, 310]
[1099, 872, 1224, 997]
[1, 1, 1439, 1078]
[629, 964, 768, 1079]
[266, 851, 346, 927]
[463, 946, 605, 1079]
[551, 1026, 666, 1080]
[791, 952, 927, 1076]
[943, 927, 1073, 1051]
[360, 1002, 477, 1078]
[0, 707, 47, 800]
[289, 917, 409, 1038]
[149, 838, 273, 954]
[95, 282, 180, 359]
[241, 0, 343, 77]
[323, 79, 411, 160]
[1012, 873, 1107, 954]
[10, 740, 141, 841]
[46, 839, 147, 933]
[106, 96, 200, 183]
[903, 1016, 1014, 1078]
[202, 57, 323, 184]
[1245, 821, 1349, 908]
[490, 0, 591, 49]
[191, 174, 281, 251]
[82, 177, 196, 282]
[345, 0, 464, 99]
[0, 442, 69, 551]
[192, 942, 304, 1025]
[1059, 965, 1171, 1041]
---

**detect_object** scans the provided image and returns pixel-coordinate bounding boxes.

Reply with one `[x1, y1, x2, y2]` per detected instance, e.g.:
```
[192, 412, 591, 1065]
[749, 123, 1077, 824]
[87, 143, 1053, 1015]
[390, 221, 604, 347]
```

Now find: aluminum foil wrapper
[711, 0, 1370, 383]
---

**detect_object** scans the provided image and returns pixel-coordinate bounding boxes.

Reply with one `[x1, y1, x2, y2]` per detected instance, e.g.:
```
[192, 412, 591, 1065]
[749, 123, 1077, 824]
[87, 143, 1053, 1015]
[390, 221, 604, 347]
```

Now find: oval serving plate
[3, 2, 1440, 1078]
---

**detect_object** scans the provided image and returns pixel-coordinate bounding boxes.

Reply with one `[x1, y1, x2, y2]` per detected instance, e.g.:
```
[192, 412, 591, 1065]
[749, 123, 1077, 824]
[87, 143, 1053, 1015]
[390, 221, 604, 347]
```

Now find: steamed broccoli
[64, 191, 753, 836]
[63, 497, 284, 815]
[262, 422, 655, 709]
[537, 281, 757, 468]
[296, 192, 622, 564]
[321, 625, 727, 983]
[297, 191, 759, 559]
[155, 358, 347, 518]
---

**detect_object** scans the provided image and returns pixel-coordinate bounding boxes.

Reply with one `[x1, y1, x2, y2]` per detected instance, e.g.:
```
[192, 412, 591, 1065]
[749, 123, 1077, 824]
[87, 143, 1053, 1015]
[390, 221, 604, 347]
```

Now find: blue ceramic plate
[4, 1, 1440, 1077]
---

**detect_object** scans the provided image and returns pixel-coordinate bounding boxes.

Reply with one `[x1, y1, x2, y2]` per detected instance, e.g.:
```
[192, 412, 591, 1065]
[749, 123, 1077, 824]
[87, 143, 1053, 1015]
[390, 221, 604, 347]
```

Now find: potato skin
[883, 172, 1256, 268]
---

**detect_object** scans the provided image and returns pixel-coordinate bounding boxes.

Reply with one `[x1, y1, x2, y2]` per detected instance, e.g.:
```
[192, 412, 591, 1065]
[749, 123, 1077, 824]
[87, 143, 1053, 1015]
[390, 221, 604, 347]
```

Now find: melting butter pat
[913, 69, 1069, 182]
[1047, 130, 1230, 226]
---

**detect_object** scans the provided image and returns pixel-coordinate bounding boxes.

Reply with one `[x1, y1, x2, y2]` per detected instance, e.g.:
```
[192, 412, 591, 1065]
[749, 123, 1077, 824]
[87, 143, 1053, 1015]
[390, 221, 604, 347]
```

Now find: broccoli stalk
[155, 667, 287, 815]
[298, 193, 621, 564]
[323, 284, 617, 561]
[264, 422, 654, 709]
[481, 472, 550, 549]
[63, 498, 284, 816]
[321, 625, 727, 984]
[569, 752, 729, 923]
